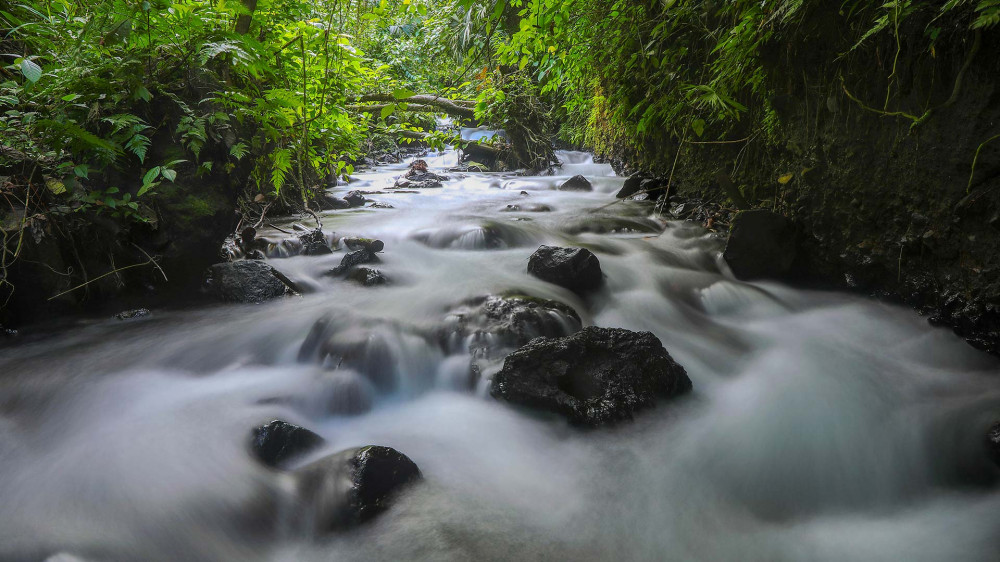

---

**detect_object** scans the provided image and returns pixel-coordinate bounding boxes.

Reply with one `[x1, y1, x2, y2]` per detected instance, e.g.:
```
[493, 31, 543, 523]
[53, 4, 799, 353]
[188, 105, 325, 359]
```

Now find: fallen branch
[350, 94, 476, 119]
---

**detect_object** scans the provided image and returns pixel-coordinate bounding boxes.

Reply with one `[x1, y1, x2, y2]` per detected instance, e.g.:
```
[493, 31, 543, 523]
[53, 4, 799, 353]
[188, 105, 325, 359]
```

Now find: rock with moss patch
[491, 326, 692, 427]
[327, 250, 381, 277]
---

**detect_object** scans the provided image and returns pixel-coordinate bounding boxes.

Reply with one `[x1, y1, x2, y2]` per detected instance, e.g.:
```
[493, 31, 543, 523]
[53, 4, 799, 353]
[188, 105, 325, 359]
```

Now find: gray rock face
[206, 260, 288, 303]
[491, 326, 692, 427]
[113, 308, 150, 320]
[294, 446, 421, 533]
[558, 174, 592, 191]
[250, 420, 325, 469]
[527, 245, 604, 294]
[319, 195, 352, 210]
[723, 209, 797, 280]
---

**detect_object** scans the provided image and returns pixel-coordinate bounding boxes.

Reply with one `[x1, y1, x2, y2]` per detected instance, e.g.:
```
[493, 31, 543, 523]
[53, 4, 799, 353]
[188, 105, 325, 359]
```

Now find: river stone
[328, 250, 380, 276]
[319, 195, 352, 210]
[294, 446, 421, 532]
[342, 237, 385, 253]
[527, 245, 603, 293]
[988, 422, 1000, 468]
[723, 209, 797, 280]
[346, 267, 387, 287]
[250, 419, 325, 469]
[616, 174, 645, 199]
[113, 308, 150, 320]
[491, 326, 692, 427]
[558, 174, 592, 191]
[206, 260, 288, 303]
[344, 190, 367, 207]
[442, 294, 582, 359]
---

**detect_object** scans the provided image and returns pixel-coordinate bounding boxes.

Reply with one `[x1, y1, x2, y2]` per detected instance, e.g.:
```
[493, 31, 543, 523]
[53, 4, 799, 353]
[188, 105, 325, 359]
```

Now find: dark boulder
[491, 326, 692, 427]
[250, 419, 325, 469]
[501, 203, 553, 213]
[527, 245, 603, 293]
[988, 421, 1000, 468]
[206, 260, 288, 303]
[294, 445, 421, 532]
[723, 209, 797, 280]
[302, 242, 332, 256]
[638, 178, 668, 201]
[327, 250, 380, 276]
[616, 174, 645, 199]
[319, 195, 352, 210]
[346, 267, 387, 287]
[558, 175, 592, 192]
[344, 190, 367, 207]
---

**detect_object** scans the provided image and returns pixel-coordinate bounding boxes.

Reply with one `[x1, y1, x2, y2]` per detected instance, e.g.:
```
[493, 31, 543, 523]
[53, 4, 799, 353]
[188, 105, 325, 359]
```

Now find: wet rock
[346, 267, 387, 287]
[616, 174, 645, 199]
[394, 160, 450, 189]
[442, 294, 582, 359]
[491, 326, 692, 427]
[323, 370, 376, 416]
[294, 445, 421, 533]
[723, 209, 797, 280]
[560, 215, 662, 235]
[299, 229, 332, 256]
[319, 195, 352, 210]
[368, 201, 394, 209]
[344, 190, 367, 207]
[1, 324, 17, 338]
[114, 308, 150, 321]
[501, 203, 552, 213]
[558, 174, 592, 192]
[342, 237, 385, 253]
[327, 250, 380, 276]
[206, 260, 289, 303]
[298, 318, 416, 391]
[527, 245, 604, 294]
[250, 419, 325, 469]
[988, 422, 1000, 468]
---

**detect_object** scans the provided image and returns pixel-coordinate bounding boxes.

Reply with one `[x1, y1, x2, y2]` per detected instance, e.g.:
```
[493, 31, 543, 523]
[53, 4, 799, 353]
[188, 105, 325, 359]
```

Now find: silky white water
[1, 150, 998, 562]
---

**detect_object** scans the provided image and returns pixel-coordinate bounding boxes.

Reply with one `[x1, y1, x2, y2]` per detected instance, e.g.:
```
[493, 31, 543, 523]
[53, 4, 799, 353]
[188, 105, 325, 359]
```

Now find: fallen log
[350, 94, 476, 119]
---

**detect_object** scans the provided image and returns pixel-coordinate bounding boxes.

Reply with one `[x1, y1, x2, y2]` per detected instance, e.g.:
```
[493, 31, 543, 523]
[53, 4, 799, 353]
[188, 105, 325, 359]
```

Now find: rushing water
[1, 149, 999, 562]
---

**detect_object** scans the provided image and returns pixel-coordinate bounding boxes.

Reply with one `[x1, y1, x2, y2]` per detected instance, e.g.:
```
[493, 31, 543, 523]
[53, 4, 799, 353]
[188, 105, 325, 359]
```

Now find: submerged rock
[346, 267, 387, 287]
[206, 260, 288, 303]
[723, 209, 797, 280]
[558, 174, 592, 192]
[250, 420, 325, 469]
[501, 203, 552, 213]
[527, 245, 604, 293]
[491, 326, 692, 427]
[294, 446, 421, 533]
[442, 294, 582, 359]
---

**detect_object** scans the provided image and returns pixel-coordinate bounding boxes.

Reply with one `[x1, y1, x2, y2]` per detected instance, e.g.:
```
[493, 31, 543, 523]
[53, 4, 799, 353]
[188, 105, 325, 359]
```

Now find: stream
[1, 147, 999, 561]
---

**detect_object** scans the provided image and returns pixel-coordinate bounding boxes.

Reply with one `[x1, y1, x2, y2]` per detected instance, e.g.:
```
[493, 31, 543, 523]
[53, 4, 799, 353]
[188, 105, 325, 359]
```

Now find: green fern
[270, 148, 292, 193]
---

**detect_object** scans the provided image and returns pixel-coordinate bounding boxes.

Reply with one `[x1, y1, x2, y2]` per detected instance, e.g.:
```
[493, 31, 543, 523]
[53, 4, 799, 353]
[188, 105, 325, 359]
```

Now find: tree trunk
[351, 94, 477, 119]
[235, 0, 258, 35]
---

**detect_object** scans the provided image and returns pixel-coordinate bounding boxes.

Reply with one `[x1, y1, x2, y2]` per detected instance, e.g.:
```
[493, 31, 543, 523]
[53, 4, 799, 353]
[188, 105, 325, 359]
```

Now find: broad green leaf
[143, 167, 161, 186]
[380, 104, 396, 119]
[73, 165, 89, 178]
[45, 177, 67, 195]
[20, 59, 41, 83]
[391, 88, 416, 100]
[161, 169, 177, 182]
